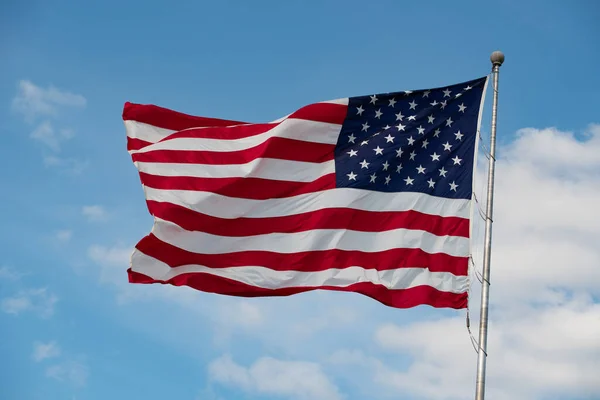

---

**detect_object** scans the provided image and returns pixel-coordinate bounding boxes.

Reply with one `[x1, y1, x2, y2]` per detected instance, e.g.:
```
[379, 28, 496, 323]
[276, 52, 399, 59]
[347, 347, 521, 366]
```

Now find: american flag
[123, 76, 488, 309]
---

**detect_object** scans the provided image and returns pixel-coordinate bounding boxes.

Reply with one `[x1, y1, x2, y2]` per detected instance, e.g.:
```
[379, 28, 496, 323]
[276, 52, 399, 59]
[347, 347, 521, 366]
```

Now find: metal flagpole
[474, 50, 504, 400]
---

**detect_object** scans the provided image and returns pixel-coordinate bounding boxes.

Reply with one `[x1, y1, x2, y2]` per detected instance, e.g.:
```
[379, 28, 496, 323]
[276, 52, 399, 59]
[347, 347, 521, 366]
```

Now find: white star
[383, 125, 391, 130]
[404, 90, 413, 95]
[422, 139, 429, 148]
[369, 173, 377, 183]
[430, 100, 439, 106]
[417, 125, 425, 135]
[347, 171, 357, 181]
[389, 98, 397, 107]
[443, 89, 452, 97]
[427, 178, 435, 188]
[347, 133, 356, 143]
[439, 167, 448, 177]
[455, 92, 462, 98]
[446, 117, 453, 127]
[408, 115, 417, 121]
[395, 148, 403, 157]
[440, 100, 447, 109]
[347, 149, 358, 157]
[362, 122, 370, 132]
[361, 140, 369, 146]
[443, 142, 452, 151]
[369, 95, 378, 104]
[452, 155, 462, 165]
[396, 163, 403, 173]
[385, 134, 395, 143]
[416, 165, 426, 174]
[404, 176, 414, 185]
[396, 123, 406, 131]
[395, 111, 405, 121]
[375, 109, 383, 119]
[360, 159, 370, 169]
[356, 105, 364, 115]
[458, 103, 467, 113]
[385, 175, 391, 185]
[433, 129, 441, 137]
[427, 115, 435, 124]
[407, 136, 415, 145]
[449, 181, 458, 191]
[382, 161, 390, 171]
[374, 146, 384, 155]
[423, 90, 430, 98]
[409, 100, 418, 110]
[409, 151, 416, 160]
[430, 152, 440, 161]
[373, 131, 381, 136]
[454, 131, 464, 141]
[464, 85, 472, 91]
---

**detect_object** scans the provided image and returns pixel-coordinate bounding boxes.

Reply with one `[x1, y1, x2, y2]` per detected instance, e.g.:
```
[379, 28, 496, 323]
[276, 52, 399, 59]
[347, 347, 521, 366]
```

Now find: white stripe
[135, 159, 334, 182]
[129, 119, 342, 154]
[131, 249, 468, 293]
[144, 186, 472, 219]
[152, 217, 470, 257]
[322, 98, 349, 105]
[125, 120, 174, 145]
[125, 121, 257, 148]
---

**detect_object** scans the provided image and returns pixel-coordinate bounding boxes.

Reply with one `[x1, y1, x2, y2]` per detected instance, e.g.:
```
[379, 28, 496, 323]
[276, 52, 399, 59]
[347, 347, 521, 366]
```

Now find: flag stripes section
[124, 79, 485, 309]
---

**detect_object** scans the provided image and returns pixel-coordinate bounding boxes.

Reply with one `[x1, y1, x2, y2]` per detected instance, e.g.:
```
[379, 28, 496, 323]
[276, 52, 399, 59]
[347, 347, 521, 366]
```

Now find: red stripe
[127, 137, 153, 152]
[123, 102, 347, 133]
[157, 102, 347, 141]
[139, 172, 336, 199]
[128, 268, 468, 309]
[287, 103, 347, 125]
[123, 102, 246, 131]
[156, 123, 276, 141]
[131, 137, 335, 165]
[135, 234, 468, 275]
[147, 200, 469, 238]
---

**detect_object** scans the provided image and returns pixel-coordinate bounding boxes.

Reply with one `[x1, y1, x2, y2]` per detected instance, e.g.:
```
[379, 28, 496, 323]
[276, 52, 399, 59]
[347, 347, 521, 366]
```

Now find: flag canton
[334, 76, 487, 200]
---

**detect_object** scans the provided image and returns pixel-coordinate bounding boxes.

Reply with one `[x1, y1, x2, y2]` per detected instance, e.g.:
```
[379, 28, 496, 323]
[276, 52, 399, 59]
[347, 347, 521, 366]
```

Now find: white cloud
[82, 205, 108, 222]
[1, 288, 58, 318]
[88, 244, 132, 286]
[0, 266, 21, 281]
[30, 121, 74, 152]
[43, 156, 88, 175]
[12, 80, 86, 122]
[46, 358, 89, 387]
[56, 230, 73, 243]
[32, 341, 61, 362]
[371, 295, 600, 400]
[208, 355, 342, 400]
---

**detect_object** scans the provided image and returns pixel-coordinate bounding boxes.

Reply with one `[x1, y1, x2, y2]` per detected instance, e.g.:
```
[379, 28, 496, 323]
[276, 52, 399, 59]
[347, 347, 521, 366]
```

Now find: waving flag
[123, 76, 488, 309]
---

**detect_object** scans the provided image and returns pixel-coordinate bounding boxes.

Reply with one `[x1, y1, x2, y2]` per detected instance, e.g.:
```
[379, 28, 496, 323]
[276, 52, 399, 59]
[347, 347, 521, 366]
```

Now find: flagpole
[474, 50, 504, 400]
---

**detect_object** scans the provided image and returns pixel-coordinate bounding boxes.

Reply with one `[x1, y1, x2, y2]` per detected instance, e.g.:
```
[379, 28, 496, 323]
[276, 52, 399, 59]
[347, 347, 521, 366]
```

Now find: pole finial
[490, 51, 505, 66]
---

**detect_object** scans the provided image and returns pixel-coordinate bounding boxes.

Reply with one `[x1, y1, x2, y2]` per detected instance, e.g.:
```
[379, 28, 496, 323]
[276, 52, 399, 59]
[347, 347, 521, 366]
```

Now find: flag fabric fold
[123, 76, 488, 309]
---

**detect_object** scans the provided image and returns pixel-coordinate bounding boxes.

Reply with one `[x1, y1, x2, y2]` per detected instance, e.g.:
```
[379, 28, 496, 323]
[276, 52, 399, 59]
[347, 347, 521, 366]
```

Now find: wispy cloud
[1, 288, 58, 318]
[11, 80, 87, 172]
[30, 121, 75, 152]
[43, 156, 88, 175]
[0, 266, 22, 281]
[12, 80, 86, 122]
[55, 230, 73, 243]
[82, 205, 108, 222]
[32, 341, 61, 362]
[46, 358, 89, 387]
[208, 354, 342, 400]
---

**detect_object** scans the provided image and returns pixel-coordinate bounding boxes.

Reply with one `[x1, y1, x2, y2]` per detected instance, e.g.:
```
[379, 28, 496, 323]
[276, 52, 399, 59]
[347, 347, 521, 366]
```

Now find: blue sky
[2, 1, 600, 399]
